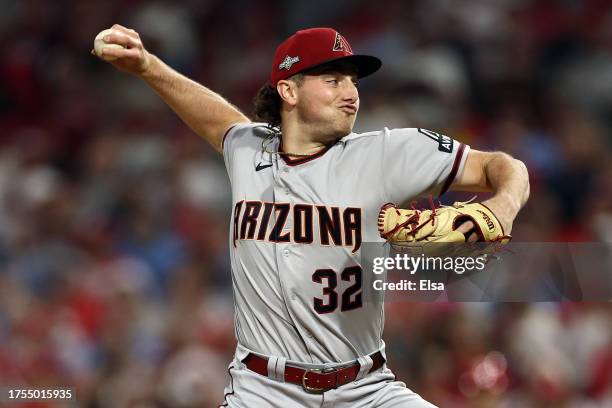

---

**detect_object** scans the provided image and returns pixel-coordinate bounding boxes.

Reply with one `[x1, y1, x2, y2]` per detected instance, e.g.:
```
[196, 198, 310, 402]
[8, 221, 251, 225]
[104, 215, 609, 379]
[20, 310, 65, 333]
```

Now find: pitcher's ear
[277, 79, 299, 107]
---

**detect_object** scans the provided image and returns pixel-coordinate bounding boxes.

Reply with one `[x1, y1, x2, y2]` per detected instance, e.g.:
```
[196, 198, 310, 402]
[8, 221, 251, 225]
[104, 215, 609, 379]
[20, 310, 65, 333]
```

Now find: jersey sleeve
[381, 127, 470, 204]
[221, 122, 262, 184]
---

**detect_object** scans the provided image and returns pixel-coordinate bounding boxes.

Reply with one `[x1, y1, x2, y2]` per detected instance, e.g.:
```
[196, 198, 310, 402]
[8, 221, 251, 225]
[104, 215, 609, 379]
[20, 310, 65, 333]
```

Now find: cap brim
[299, 54, 382, 79]
[342, 55, 382, 79]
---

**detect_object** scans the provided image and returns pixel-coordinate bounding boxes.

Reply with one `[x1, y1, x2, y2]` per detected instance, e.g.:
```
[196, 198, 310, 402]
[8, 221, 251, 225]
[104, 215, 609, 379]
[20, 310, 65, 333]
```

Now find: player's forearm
[483, 153, 530, 218]
[140, 54, 250, 151]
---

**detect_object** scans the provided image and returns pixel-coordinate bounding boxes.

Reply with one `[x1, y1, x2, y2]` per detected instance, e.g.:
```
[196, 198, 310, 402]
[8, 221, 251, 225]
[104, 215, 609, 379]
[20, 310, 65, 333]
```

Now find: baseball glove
[377, 199, 511, 256]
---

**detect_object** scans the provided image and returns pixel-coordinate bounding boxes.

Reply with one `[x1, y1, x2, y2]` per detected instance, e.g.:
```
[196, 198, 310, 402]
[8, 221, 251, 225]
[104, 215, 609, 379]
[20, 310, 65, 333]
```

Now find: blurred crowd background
[0, 0, 611, 407]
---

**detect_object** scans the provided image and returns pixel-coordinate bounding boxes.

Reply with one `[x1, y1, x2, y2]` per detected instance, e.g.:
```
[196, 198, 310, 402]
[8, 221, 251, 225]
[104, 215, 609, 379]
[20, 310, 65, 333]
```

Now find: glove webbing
[378, 197, 441, 241]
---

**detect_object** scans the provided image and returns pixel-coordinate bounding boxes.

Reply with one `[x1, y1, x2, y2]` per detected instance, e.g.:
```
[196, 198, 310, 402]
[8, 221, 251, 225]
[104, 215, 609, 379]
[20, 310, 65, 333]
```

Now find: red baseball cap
[270, 28, 382, 87]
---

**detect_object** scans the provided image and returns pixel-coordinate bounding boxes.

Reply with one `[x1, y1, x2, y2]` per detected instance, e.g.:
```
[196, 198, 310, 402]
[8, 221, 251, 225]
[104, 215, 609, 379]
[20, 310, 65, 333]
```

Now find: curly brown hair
[253, 84, 282, 129]
[253, 75, 304, 130]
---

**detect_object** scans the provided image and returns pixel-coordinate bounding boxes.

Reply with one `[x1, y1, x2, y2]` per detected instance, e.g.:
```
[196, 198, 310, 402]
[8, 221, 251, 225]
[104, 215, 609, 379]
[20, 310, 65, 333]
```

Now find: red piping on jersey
[279, 138, 337, 166]
[221, 124, 239, 152]
[439, 143, 465, 196]
[218, 363, 236, 407]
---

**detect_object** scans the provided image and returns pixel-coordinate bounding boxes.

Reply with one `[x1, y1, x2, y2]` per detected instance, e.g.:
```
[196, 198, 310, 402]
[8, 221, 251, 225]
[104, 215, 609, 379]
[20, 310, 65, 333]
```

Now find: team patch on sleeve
[417, 128, 453, 153]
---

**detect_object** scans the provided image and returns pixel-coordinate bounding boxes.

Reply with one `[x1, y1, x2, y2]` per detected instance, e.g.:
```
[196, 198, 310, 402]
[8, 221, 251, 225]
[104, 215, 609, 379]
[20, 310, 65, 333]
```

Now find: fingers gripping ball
[94, 29, 125, 61]
[377, 200, 511, 255]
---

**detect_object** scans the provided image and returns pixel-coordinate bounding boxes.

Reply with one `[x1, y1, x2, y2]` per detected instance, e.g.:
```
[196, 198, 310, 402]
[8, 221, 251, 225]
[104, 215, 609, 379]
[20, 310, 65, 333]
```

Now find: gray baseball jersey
[222, 123, 469, 364]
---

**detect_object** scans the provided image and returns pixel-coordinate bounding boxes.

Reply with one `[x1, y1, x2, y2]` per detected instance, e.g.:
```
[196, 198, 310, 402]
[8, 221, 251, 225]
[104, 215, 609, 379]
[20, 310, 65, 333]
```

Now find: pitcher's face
[295, 65, 360, 140]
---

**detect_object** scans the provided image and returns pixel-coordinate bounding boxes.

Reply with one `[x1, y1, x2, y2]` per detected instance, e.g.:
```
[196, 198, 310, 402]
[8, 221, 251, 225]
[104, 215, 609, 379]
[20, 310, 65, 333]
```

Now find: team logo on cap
[278, 55, 300, 70]
[332, 32, 353, 53]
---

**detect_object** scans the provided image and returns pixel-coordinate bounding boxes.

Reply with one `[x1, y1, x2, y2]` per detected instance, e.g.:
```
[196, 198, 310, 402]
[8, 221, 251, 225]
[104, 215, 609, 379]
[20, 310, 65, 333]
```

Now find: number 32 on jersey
[312, 266, 363, 314]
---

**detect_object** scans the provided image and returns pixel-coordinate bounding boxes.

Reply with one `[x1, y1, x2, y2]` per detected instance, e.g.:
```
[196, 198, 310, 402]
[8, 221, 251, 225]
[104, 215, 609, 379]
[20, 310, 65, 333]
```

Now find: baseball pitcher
[94, 25, 529, 407]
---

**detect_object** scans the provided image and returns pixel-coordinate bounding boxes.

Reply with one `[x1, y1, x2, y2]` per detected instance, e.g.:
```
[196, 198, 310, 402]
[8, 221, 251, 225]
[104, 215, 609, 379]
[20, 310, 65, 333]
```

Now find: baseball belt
[242, 351, 385, 393]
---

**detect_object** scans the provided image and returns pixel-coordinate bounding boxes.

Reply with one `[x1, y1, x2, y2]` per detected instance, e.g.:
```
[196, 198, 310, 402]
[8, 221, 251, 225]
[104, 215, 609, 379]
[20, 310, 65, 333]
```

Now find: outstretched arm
[94, 24, 250, 153]
[451, 150, 530, 235]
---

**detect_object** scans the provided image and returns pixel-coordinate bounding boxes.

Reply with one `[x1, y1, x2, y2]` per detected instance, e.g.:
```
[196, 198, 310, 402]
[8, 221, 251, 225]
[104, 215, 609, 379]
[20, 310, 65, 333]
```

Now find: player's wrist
[138, 52, 158, 80]
[491, 191, 521, 215]
[482, 193, 519, 234]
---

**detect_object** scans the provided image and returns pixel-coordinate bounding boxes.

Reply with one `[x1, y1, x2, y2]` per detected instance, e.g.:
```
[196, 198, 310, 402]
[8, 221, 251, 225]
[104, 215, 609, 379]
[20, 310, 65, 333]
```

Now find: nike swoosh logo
[256, 162, 273, 172]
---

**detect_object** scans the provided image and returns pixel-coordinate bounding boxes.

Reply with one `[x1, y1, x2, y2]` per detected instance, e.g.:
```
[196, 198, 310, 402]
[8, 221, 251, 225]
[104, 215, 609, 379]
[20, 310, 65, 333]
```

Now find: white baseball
[94, 29, 125, 61]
